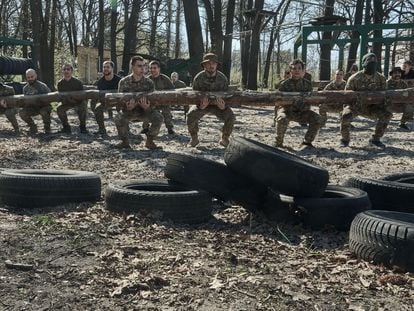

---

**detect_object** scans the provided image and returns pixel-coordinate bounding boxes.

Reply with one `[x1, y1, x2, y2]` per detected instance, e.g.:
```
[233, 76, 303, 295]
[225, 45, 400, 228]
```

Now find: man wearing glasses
[56, 64, 88, 134]
[114, 56, 163, 149]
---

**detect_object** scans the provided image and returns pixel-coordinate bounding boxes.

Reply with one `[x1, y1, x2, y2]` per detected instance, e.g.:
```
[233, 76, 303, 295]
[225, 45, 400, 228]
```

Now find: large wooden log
[0, 88, 413, 108]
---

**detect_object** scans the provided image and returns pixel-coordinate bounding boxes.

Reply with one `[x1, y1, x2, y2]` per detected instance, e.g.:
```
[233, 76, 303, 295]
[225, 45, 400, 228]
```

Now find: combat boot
[188, 134, 199, 147]
[44, 124, 51, 134]
[145, 136, 159, 150]
[219, 134, 230, 147]
[59, 125, 71, 134]
[114, 140, 132, 149]
[29, 124, 38, 135]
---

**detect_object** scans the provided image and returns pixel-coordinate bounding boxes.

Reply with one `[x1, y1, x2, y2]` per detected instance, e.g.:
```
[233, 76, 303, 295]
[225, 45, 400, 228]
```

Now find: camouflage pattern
[340, 71, 391, 142]
[173, 79, 189, 114]
[143, 74, 175, 131]
[275, 78, 321, 146]
[187, 70, 235, 139]
[20, 80, 52, 133]
[386, 78, 413, 124]
[304, 72, 312, 82]
[114, 74, 163, 143]
[0, 83, 19, 131]
[319, 80, 347, 126]
[56, 77, 87, 131]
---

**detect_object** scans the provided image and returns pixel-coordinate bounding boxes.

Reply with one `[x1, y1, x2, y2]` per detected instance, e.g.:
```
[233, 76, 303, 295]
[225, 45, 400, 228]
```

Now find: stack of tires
[0, 169, 101, 208]
[223, 137, 371, 231]
[344, 174, 414, 272]
[0, 56, 34, 75]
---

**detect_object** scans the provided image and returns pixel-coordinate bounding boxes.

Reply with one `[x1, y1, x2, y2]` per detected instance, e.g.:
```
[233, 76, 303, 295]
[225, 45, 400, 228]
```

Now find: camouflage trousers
[389, 103, 414, 125]
[143, 107, 174, 131]
[92, 101, 114, 129]
[275, 107, 322, 146]
[340, 104, 392, 141]
[0, 107, 19, 131]
[19, 105, 52, 132]
[93, 102, 117, 132]
[114, 108, 163, 144]
[187, 105, 235, 138]
[57, 101, 88, 130]
[319, 103, 343, 127]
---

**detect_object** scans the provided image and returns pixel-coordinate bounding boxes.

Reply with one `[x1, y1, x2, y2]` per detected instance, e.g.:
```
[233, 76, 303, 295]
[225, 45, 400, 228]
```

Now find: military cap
[201, 53, 220, 65]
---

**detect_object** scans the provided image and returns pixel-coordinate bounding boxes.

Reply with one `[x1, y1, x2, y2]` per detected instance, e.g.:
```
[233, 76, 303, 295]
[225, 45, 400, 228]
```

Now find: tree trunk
[246, 0, 264, 90]
[110, 1, 118, 72]
[98, 0, 105, 72]
[174, 0, 181, 59]
[122, 0, 141, 74]
[166, 0, 172, 58]
[319, 0, 335, 80]
[372, 0, 383, 71]
[183, 0, 204, 79]
[222, 0, 235, 79]
[346, 0, 364, 72]
[240, 0, 253, 88]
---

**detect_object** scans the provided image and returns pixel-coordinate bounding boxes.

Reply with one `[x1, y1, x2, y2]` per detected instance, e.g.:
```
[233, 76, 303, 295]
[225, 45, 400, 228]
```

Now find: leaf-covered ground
[0, 107, 413, 310]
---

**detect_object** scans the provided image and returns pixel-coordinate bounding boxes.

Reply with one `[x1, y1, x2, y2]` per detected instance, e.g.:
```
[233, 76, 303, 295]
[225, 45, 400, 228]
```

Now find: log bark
[2, 88, 414, 108]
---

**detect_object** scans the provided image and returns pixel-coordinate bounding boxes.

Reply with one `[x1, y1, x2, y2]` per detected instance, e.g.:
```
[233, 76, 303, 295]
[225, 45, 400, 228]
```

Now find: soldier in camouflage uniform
[171, 72, 189, 117]
[114, 56, 163, 149]
[56, 63, 88, 134]
[20, 69, 52, 134]
[344, 64, 358, 81]
[142, 60, 175, 135]
[187, 53, 235, 147]
[340, 53, 392, 148]
[386, 67, 412, 130]
[0, 82, 19, 133]
[320, 69, 346, 127]
[400, 60, 414, 130]
[275, 59, 322, 148]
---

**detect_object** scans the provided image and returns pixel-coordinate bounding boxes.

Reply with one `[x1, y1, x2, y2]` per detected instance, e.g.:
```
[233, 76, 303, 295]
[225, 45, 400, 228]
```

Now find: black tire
[224, 136, 329, 197]
[105, 179, 212, 223]
[165, 153, 267, 210]
[349, 210, 414, 272]
[344, 176, 414, 213]
[294, 185, 371, 230]
[0, 169, 101, 208]
[382, 172, 414, 183]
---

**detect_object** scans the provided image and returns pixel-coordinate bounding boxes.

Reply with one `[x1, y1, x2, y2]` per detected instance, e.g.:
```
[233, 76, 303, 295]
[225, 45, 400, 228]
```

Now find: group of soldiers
[274, 54, 413, 148]
[0, 52, 413, 150]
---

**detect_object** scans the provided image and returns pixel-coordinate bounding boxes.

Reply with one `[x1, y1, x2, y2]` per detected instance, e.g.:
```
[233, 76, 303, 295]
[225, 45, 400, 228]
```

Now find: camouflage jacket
[148, 74, 174, 91]
[279, 78, 312, 112]
[118, 74, 154, 113]
[192, 70, 229, 92]
[386, 79, 408, 90]
[23, 80, 51, 95]
[279, 78, 312, 92]
[324, 80, 346, 91]
[345, 71, 386, 91]
[173, 80, 187, 89]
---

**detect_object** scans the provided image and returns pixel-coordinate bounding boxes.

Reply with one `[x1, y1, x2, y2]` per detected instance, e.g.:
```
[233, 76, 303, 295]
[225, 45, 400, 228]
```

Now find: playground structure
[294, 23, 414, 76]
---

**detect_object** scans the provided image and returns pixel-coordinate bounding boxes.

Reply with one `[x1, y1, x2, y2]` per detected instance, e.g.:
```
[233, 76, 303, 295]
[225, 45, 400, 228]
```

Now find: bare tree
[183, 0, 204, 78]
[121, 0, 142, 73]
[174, 0, 182, 59]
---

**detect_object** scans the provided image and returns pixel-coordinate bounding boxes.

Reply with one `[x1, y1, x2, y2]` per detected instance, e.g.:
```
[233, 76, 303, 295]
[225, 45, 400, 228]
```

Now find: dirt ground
[0, 106, 413, 310]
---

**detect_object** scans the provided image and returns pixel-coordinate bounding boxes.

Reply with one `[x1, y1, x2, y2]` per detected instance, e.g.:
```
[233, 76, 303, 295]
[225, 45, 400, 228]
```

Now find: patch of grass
[32, 214, 56, 227]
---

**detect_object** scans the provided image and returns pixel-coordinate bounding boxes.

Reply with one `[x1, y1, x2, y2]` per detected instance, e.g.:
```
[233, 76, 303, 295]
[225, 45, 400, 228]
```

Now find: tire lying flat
[224, 136, 329, 198]
[349, 210, 414, 272]
[294, 185, 371, 230]
[165, 153, 267, 210]
[344, 176, 414, 213]
[105, 179, 213, 224]
[0, 169, 101, 208]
